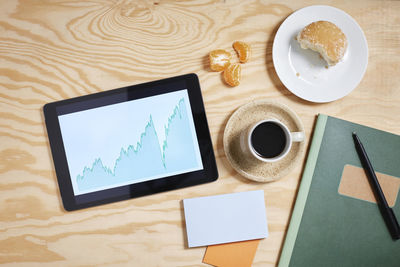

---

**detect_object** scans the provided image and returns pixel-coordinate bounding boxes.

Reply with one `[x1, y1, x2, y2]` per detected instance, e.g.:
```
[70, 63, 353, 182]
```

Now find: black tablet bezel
[44, 73, 218, 211]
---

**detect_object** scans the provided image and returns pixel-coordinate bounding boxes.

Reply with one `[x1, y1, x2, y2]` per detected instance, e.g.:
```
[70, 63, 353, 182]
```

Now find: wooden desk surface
[1, 0, 399, 266]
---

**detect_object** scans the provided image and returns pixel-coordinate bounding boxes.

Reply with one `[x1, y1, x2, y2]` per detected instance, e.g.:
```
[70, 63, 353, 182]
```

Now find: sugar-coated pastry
[297, 21, 347, 66]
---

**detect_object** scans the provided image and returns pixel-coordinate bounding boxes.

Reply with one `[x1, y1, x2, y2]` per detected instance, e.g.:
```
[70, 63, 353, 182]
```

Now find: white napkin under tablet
[183, 190, 269, 247]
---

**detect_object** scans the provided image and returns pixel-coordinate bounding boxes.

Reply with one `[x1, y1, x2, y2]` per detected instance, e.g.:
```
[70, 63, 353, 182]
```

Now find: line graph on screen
[73, 97, 202, 194]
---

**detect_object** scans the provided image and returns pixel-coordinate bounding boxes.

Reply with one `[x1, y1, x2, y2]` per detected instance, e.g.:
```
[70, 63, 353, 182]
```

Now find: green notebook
[279, 114, 400, 267]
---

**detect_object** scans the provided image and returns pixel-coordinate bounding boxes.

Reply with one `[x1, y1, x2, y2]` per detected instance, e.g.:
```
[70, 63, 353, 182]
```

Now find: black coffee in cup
[250, 121, 287, 158]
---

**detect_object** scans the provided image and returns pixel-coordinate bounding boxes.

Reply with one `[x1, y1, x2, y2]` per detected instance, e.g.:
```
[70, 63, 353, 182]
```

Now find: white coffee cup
[240, 119, 304, 163]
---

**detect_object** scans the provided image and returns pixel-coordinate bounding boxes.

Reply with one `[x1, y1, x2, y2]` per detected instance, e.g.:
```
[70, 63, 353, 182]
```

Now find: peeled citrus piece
[209, 49, 231, 72]
[233, 41, 251, 63]
[223, 63, 241, 86]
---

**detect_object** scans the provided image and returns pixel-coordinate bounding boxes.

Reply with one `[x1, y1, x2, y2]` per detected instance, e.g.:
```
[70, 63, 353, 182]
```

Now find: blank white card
[183, 190, 269, 247]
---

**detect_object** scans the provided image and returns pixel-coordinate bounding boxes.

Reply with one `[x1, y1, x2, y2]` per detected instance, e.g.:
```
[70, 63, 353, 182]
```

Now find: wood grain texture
[1, 0, 399, 266]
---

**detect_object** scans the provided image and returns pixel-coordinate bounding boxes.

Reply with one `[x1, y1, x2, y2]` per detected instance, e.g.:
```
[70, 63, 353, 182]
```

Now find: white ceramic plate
[272, 5, 368, 103]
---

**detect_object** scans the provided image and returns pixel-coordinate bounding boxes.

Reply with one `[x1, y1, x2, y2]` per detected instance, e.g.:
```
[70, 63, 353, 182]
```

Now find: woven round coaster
[223, 100, 305, 182]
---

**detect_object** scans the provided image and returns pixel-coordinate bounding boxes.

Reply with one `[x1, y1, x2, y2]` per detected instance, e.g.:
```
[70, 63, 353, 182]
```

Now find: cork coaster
[223, 100, 305, 182]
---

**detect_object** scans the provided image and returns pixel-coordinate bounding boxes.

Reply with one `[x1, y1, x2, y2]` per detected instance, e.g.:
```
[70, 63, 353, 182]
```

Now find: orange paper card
[203, 239, 260, 267]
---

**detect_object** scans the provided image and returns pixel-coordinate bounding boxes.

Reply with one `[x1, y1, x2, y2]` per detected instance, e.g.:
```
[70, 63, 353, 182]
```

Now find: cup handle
[291, 132, 304, 142]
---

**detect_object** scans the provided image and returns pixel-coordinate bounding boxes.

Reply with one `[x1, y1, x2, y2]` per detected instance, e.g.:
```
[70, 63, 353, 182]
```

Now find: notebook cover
[278, 114, 400, 267]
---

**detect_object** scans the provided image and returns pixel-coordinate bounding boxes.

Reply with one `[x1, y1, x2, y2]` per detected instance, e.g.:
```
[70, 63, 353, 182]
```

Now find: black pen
[352, 132, 400, 240]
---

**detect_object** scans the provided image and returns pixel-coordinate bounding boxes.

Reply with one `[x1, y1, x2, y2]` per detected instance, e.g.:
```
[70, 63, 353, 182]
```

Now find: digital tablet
[44, 73, 218, 211]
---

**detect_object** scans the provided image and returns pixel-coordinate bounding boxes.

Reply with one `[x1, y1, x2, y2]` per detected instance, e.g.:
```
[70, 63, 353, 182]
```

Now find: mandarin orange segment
[223, 63, 241, 87]
[233, 41, 251, 63]
[209, 49, 231, 72]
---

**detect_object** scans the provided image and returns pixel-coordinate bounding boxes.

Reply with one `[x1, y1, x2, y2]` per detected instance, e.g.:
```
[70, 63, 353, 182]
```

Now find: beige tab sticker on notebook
[338, 164, 400, 207]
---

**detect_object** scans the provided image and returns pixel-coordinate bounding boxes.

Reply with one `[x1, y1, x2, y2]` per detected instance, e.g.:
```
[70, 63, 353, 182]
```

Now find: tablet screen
[58, 89, 203, 196]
